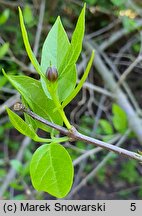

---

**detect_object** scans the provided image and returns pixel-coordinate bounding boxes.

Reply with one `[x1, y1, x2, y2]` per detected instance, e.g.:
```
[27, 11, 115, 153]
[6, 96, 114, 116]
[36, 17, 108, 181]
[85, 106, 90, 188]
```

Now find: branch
[67, 129, 130, 198]
[84, 40, 142, 144]
[99, 19, 142, 50]
[0, 94, 20, 115]
[78, 80, 115, 98]
[31, 0, 45, 58]
[18, 105, 142, 163]
[117, 54, 142, 87]
[0, 137, 31, 198]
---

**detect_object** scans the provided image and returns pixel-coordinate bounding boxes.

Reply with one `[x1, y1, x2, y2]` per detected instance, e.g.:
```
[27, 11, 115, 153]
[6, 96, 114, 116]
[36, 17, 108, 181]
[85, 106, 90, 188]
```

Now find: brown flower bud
[46, 66, 58, 82]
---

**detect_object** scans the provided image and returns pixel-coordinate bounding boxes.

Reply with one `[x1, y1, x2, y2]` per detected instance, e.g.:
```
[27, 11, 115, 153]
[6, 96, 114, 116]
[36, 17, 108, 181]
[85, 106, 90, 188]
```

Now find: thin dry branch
[0, 137, 31, 198]
[117, 54, 142, 86]
[84, 40, 142, 144]
[99, 19, 142, 51]
[19, 106, 142, 163]
[81, 81, 115, 98]
[67, 129, 131, 198]
[0, 94, 20, 115]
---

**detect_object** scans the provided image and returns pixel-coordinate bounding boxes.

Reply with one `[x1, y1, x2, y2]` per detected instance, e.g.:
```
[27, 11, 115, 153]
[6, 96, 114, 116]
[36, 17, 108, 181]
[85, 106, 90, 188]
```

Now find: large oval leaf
[30, 143, 74, 198]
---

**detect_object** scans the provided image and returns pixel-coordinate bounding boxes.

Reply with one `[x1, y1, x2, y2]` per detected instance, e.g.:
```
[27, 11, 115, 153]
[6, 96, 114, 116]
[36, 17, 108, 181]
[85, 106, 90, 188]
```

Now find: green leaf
[99, 119, 113, 135]
[0, 9, 10, 25]
[7, 108, 37, 140]
[41, 16, 70, 73]
[41, 62, 77, 102]
[102, 134, 115, 142]
[112, 103, 128, 133]
[40, 16, 73, 101]
[0, 43, 9, 59]
[69, 3, 86, 63]
[7, 108, 55, 143]
[10, 160, 23, 173]
[0, 76, 7, 88]
[85, 0, 97, 5]
[111, 0, 125, 6]
[22, 97, 38, 131]
[122, 16, 137, 32]
[119, 160, 138, 184]
[23, 4, 34, 25]
[40, 4, 86, 102]
[59, 3, 86, 73]
[3, 71, 63, 131]
[30, 143, 74, 198]
[10, 183, 24, 191]
[57, 64, 77, 101]
[18, 7, 44, 79]
[62, 50, 94, 108]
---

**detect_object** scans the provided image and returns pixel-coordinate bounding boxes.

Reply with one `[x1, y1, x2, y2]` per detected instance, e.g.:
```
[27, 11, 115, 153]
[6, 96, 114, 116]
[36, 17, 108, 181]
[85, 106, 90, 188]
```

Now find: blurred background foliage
[0, 0, 142, 199]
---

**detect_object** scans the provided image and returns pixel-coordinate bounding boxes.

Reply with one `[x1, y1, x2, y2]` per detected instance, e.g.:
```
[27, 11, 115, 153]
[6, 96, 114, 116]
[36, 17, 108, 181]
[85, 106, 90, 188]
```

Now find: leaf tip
[18, 6, 22, 17]
[2, 68, 6, 76]
[18, 6, 23, 24]
[92, 50, 95, 58]
[57, 16, 61, 23]
[18, 6, 22, 13]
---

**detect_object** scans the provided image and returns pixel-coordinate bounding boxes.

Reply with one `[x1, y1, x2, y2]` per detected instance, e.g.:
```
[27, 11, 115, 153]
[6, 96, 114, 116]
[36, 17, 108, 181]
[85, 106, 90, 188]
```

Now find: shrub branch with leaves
[2, 4, 142, 198]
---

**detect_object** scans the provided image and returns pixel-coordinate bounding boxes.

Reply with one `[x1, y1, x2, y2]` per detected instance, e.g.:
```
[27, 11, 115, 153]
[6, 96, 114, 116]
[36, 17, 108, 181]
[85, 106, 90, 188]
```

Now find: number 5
[130, 203, 136, 211]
